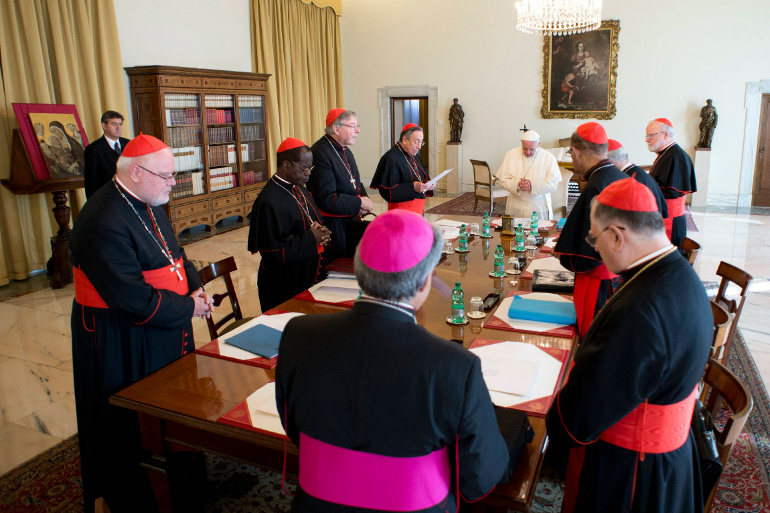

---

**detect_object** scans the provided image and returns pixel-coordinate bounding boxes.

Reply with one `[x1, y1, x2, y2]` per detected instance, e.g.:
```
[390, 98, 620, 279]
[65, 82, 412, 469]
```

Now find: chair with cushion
[197, 256, 253, 340]
[699, 358, 753, 512]
[710, 299, 731, 362]
[714, 261, 753, 362]
[470, 159, 508, 215]
[682, 237, 701, 266]
[543, 147, 565, 161]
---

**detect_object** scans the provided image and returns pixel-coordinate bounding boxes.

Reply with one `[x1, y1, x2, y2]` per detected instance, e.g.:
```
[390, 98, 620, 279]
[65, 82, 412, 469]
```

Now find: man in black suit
[84, 110, 131, 198]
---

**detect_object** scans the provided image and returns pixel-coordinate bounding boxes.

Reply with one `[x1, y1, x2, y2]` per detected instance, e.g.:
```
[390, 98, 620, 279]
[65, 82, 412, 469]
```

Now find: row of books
[205, 94, 234, 108]
[242, 141, 266, 162]
[242, 170, 265, 185]
[239, 108, 264, 124]
[167, 108, 200, 126]
[165, 93, 199, 109]
[206, 109, 233, 124]
[239, 95, 263, 107]
[172, 146, 203, 172]
[210, 167, 238, 192]
[240, 124, 261, 141]
[207, 126, 234, 144]
[208, 144, 237, 167]
[171, 171, 206, 199]
[167, 126, 201, 147]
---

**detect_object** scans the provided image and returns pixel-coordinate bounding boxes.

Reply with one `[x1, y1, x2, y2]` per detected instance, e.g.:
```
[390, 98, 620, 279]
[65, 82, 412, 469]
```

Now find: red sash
[74, 258, 188, 309]
[388, 198, 426, 215]
[663, 196, 686, 239]
[573, 264, 617, 338]
[561, 385, 699, 513]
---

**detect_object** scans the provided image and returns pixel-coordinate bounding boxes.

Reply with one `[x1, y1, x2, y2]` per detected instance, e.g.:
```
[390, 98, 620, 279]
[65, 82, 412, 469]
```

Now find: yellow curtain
[0, 0, 126, 285]
[251, 0, 344, 173]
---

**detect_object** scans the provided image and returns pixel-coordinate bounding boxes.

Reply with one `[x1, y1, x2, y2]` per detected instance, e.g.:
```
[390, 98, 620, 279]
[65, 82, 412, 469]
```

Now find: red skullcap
[576, 122, 608, 145]
[122, 133, 168, 157]
[401, 123, 419, 134]
[326, 108, 346, 127]
[597, 177, 658, 212]
[359, 210, 434, 272]
[654, 118, 673, 128]
[607, 139, 622, 152]
[277, 137, 307, 153]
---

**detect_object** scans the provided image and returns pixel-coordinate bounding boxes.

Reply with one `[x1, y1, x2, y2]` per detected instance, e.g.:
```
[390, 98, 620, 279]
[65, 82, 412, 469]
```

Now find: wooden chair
[682, 237, 701, 265]
[699, 358, 753, 512]
[470, 159, 508, 215]
[714, 262, 753, 362]
[710, 299, 731, 362]
[198, 256, 253, 340]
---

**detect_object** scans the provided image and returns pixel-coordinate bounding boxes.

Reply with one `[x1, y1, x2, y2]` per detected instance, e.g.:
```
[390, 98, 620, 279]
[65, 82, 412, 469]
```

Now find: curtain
[0, 0, 126, 285]
[251, 0, 344, 172]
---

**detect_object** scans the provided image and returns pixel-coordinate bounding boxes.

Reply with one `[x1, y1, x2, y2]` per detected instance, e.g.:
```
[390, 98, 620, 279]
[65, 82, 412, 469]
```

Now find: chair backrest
[714, 261, 753, 360]
[197, 256, 243, 340]
[551, 167, 573, 219]
[699, 358, 753, 511]
[470, 159, 492, 187]
[543, 147, 564, 161]
[681, 237, 701, 265]
[710, 299, 731, 362]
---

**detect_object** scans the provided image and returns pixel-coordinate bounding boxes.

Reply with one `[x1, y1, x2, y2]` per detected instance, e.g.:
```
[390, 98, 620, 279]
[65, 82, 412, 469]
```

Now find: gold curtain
[0, 0, 126, 285]
[251, 0, 344, 173]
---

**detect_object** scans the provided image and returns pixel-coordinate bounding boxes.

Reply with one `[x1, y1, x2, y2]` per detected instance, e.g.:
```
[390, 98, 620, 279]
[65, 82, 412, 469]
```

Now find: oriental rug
[0, 330, 764, 513]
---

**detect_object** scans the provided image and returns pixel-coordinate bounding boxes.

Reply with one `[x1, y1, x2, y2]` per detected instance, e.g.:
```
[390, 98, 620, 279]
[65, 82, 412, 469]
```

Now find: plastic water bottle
[530, 211, 539, 237]
[494, 244, 505, 276]
[482, 213, 491, 237]
[515, 224, 525, 252]
[458, 224, 468, 251]
[451, 282, 465, 322]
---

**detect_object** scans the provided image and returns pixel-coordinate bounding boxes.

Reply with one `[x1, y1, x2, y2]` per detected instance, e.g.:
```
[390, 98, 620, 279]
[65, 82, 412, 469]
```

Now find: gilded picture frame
[541, 20, 620, 120]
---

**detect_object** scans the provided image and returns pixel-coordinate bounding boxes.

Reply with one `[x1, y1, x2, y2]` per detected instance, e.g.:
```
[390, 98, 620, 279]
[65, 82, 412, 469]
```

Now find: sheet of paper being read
[425, 168, 454, 187]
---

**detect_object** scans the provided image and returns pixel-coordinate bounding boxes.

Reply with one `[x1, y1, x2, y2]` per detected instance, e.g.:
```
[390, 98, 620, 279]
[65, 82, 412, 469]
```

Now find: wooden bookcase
[125, 66, 271, 235]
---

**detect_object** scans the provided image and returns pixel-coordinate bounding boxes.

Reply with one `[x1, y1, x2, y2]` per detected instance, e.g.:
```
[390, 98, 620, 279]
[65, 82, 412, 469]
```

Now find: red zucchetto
[607, 139, 622, 152]
[400, 123, 419, 134]
[576, 122, 608, 145]
[654, 118, 673, 128]
[277, 137, 307, 153]
[597, 177, 658, 212]
[122, 133, 168, 157]
[326, 108, 346, 127]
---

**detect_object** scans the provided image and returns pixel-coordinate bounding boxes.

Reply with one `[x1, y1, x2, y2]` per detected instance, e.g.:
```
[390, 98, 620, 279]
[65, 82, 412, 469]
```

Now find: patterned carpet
[0, 330, 763, 512]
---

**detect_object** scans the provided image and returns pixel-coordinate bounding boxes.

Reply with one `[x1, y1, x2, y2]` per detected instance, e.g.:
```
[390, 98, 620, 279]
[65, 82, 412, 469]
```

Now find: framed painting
[11, 103, 90, 181]
[541, 20, 620, 120]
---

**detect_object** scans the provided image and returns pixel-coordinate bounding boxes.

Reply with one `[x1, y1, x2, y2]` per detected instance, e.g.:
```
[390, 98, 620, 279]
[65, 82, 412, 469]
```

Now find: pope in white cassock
[495, 130, 561, 219]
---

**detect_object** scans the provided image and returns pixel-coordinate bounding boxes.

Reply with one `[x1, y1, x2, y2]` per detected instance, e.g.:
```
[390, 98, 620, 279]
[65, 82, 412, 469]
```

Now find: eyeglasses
[137, 165, 177, 182]
[292, 162, 315, 172]
[340, 123, 360, 130]
[410, 139, 425, 147]
[585, 225, 625, 248]
[645, 132, 665, 140]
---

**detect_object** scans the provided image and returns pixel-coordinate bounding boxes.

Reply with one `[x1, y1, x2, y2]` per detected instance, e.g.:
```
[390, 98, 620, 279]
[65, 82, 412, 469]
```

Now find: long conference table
[111, 216, 577, 512]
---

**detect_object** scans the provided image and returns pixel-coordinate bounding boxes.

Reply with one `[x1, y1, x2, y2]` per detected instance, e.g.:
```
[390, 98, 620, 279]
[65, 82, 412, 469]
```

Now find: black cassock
[308, 135, 369, 262]
[554, 161, 627, 317]
[276, 299, 510, 512]
[247, 178, 325, 312]
[70, 180, 201, 513]
[546, 250, 712, 513]
[650, 143, 696, 248]
[624, 164, 668, 219]
[370, 144, 431, 204]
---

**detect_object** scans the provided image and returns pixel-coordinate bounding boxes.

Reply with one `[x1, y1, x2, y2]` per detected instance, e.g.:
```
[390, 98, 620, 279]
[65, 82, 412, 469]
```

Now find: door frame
[738, 80, 770, 207]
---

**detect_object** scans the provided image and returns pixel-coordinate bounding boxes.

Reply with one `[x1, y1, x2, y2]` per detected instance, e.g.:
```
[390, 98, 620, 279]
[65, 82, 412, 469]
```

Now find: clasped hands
[192, 287, 215, 319]
[413, 181, 436, 194]
[359, 196, 373, 217]
[311, 222, 333, 246]
[518, 178, 532, 192]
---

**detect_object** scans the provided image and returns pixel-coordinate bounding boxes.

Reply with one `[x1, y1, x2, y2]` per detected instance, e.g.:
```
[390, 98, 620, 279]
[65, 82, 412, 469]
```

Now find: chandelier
[515, 0, 602, 36]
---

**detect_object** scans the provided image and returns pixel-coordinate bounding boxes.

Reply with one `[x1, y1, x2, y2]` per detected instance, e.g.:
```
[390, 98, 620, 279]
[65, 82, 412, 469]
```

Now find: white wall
[340, 0, 770, 198]
[111, 0, 770, 199]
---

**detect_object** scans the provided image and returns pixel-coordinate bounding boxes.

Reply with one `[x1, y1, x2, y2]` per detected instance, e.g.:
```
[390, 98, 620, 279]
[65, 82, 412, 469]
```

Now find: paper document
[426, 168, 454, 187]
[309, 278, 361, 303]
[480, 357, 541, 397]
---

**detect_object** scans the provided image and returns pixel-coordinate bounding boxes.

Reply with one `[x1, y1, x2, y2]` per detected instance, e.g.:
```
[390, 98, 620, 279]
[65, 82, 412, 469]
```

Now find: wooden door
[390, 97, 430, 171]
[752, 94, 770, 206]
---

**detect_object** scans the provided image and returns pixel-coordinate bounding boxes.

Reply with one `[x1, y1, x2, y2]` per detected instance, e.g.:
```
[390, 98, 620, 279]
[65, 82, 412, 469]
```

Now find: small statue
[698, 99, 718, 148]
[449, 98, 464, 143]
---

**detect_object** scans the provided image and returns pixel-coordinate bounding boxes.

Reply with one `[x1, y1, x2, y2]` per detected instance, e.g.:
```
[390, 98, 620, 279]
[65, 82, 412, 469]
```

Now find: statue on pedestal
[449, 98, 464, 143]
[697, 99, 718, 148]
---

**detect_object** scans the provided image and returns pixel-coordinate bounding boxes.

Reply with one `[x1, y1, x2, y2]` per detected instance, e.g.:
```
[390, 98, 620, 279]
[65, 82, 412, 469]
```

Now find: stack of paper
[218, 382, 287, 437]
[295, 276, 361, 306]
[436, 218, 464, 241]
[521, 256, 570, 279]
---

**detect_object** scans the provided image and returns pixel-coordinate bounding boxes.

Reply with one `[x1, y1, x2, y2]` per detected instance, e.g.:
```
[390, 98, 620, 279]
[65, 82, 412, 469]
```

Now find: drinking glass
[468, 296, 485, 319]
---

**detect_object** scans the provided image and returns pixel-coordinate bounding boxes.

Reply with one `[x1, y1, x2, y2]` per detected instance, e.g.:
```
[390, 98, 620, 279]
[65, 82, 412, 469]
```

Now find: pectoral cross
[350, 176, 358, 188]
[169, 261, 183, 281]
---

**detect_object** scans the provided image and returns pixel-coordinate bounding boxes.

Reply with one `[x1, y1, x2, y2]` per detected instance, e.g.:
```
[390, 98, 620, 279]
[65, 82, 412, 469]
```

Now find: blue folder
[556, 218, 567, 229]
[224, 324, 282, 358]
[507, 295, 577, 325]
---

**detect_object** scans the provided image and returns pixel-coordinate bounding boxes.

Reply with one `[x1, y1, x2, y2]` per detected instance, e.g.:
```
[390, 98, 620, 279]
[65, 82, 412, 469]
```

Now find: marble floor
[1, 193, 769, 479]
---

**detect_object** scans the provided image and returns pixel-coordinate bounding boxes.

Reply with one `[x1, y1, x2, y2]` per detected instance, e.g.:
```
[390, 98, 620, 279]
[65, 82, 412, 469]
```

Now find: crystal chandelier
[515, 0, 602, 36]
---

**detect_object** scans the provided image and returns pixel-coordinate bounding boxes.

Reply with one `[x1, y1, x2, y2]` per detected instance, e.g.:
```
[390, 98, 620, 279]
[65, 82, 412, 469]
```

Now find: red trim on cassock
[573, 264, 617, 338]
[663, 196, 686, 239]
[388, 198, 426, 215]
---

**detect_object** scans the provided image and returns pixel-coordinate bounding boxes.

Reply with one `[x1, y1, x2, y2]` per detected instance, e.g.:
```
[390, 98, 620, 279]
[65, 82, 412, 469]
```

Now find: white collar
[105, 135, 120, 148]
[624, 244, 675, 271]
[114, 176, 145, 203]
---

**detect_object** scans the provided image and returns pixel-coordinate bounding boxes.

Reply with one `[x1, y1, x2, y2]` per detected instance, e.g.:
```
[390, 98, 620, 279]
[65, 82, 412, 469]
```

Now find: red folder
[485, 291, 576, 339]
